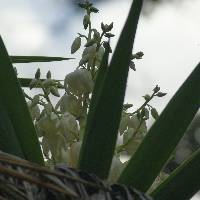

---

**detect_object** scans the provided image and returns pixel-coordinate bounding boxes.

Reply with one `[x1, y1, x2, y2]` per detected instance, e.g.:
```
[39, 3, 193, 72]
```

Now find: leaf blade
[10, 56, 73, 63]
[0, 36, 44, 165]
[0, 98, 24, 158]
[78, 0, 143, 178]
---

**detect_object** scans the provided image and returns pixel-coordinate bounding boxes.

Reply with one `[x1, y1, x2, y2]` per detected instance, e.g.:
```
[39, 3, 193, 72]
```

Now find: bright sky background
[0, 0, 200, 198]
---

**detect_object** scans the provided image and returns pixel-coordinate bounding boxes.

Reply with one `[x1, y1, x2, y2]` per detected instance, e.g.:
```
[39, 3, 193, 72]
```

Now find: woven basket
[0, 151, 153, 200]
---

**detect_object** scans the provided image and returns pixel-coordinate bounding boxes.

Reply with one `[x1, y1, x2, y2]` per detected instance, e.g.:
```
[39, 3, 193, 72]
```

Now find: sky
[0, 0, 200, 198]
[1, 0, 200, 112]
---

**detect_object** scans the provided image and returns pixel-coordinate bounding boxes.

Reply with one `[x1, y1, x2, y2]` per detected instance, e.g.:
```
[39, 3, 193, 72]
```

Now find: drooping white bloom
[119, 112, 130, 135]
[59, 112, 79, 142]
[128, 115, 147, 134]
[36, 113, 60, 136]
[64, 69, 94, 95]
[123, 128, 143, 155]
[27, 101, 40, 121]
[68, 141, 82, 167]
[59, 94, 80, 117]
[82, 44, 97, 58]
[95, 46, 104, 67]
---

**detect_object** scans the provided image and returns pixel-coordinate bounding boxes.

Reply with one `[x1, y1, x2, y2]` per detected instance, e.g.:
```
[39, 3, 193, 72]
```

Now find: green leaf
[118, 62, 200, 191]
[78, 44, 109, 172]
[18, 78, 64, 88]
[151, 148, 200, 200]
[78, 0, 143, 179]
[0, 36, 44, 165]
[0, 98, 24, 158]
[10, 56, 73, 63]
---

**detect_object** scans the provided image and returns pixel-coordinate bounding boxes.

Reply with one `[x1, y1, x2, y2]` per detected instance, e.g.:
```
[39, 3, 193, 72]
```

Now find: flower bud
[153, 85, 160, 93]
[131, 51, 144, 60]
[156, 92, 167, 97]
[35, 68, 41, 79]
[46, 70, 51, 79]
[151, 107, 159, 119]
[83, 14, 90, 30]
[71, 37, 81, 54]
[89, 6, 99, 13]
[93, 30, 100, 42]
[129, 61, 136, 71]
[143, 94, 151, 101]
[106, 22, 113, 32]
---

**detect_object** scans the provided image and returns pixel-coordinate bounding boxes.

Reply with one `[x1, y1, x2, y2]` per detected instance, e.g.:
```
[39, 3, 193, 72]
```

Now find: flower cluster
[25, 0, 166, 182]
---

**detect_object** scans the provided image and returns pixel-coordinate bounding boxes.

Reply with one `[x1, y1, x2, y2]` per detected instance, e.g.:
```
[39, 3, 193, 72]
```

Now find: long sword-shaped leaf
[10, 56, 73, 63]
[118, 63, 200, 191]
[0, 36, 44, 165]
[18, 78, 64, 88]
[78, 0, 143, 179]
[78, 45, 109, 168]
[151, 148, 200, 200]
[0, 98, 24, 158]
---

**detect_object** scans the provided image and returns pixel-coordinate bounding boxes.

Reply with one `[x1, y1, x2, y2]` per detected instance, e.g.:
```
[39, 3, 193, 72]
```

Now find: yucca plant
[0, 0, 200, 199]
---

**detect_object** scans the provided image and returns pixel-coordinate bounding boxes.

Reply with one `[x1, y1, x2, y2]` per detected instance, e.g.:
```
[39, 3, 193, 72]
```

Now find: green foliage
[0, 36, 44, 164]
[10, 56, 73, 63]
[151, 148, 200, 200]
[0, 98, 24, 157]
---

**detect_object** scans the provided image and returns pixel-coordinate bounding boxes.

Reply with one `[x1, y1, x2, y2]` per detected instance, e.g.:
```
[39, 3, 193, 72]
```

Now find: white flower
[27, 101, 40, 121]
[119, 112, 130, 135]
[60, 148, 70, 163]
[71, 37, 81, 54]
[128, 115, 147, 134]
[59, 94, 80, 117]
[36, 113, 60, 136]
[68, 141, 82, 167]
[123, 128, 143, 155]
[64, 69, 94, 95]
[108, 156, 124, 182]
[59, 112, 79, 142]
[82, 44, 97, 58]
[95, 46, 104, 66]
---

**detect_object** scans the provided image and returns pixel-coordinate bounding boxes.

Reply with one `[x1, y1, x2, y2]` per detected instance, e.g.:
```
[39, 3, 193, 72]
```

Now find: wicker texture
[0, 151, 153, 200]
